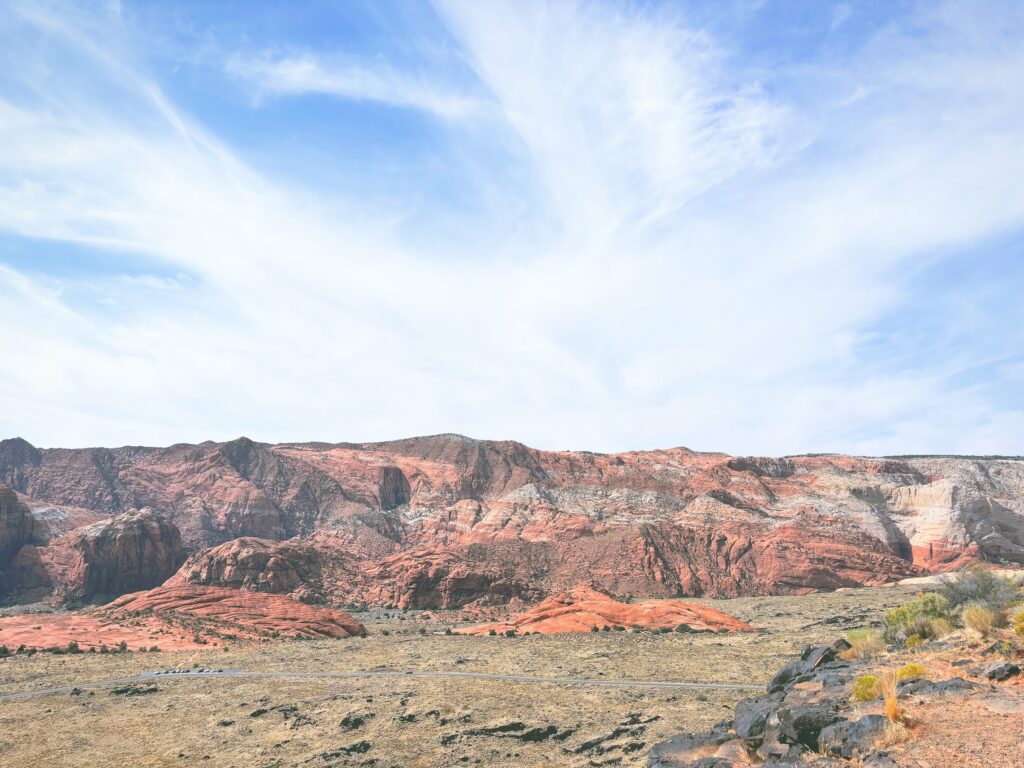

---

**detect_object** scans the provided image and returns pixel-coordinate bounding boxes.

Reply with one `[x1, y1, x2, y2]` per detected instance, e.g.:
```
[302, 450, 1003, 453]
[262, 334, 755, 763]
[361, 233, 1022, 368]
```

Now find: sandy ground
[0, 586, 929, 767]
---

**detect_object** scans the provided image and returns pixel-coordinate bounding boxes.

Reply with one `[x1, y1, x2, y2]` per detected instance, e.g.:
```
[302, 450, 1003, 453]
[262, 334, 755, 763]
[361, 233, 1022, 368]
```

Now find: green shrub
[674, 624, 692, 633]
[445, 627, 453, 635]
[883, 593, 949, 641]
[504, 629, 516, 638]
[612, 625, 625, 632]
[851, 674, 879, 702]
[381, 630, 390, 636]
[488, 629, 497, 636]
[66, 641, 82, 654]
[602, 626, 610, 632]
[905, 634, 923, 649]
[896, 663, 927, 681]
[149, 646, 160, 652]
[842, 628, 885, 659]
[590, 625, 599, 632]
[0, 645, 9, 658]
[941, 567, 1022, 612]
[418, 627, 427, 636]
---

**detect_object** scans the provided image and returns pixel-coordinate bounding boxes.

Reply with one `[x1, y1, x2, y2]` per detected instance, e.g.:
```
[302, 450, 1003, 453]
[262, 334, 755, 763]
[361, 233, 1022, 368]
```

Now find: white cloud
[0, 0, 1023, 455]
[225, 52, 488, 120]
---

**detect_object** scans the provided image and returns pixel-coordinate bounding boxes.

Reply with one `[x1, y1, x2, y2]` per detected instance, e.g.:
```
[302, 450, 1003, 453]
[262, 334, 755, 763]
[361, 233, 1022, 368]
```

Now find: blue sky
[1, 0, 1023, 455]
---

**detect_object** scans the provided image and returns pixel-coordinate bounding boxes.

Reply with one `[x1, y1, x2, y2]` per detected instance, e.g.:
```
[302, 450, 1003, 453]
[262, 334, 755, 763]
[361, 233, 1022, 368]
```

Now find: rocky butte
[1, 434, 1022, 611]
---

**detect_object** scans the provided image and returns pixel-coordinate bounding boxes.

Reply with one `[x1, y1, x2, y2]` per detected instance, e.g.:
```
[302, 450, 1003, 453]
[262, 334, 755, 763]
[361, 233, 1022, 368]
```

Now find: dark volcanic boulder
[818, 715, 888, 759]
[776, 703, 842, 749]
[768, 639, 850, 693]
[984, 663, 1021, 682]
[733, 692, 784, 739]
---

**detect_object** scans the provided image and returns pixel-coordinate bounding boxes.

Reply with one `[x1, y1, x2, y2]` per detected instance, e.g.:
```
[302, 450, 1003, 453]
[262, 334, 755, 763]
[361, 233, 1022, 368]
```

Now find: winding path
[0, 667, 764, 702]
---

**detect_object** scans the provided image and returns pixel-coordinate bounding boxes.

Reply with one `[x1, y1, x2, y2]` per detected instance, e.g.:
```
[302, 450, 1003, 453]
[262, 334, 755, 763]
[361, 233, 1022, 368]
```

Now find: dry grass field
[0, 586, 920, 767]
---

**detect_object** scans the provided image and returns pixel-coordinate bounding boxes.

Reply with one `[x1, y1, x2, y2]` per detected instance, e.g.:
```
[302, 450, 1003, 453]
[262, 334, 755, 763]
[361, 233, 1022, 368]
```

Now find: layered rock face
[456, 584, 755, 635]
[1, 435, 1022, 608]
[0, 485, 36, 595]
[104, 584, 366, 639]
[62, 508, 184, 600]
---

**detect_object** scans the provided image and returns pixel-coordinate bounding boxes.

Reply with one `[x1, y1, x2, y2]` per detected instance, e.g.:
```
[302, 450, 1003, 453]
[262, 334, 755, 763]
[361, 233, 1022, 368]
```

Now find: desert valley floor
[0, 585, 975, 767]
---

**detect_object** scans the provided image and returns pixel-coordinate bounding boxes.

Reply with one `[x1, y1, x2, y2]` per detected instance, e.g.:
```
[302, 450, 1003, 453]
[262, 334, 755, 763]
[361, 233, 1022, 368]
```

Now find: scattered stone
[109, 684, 158, 697]
[984, 663, 1021, 682]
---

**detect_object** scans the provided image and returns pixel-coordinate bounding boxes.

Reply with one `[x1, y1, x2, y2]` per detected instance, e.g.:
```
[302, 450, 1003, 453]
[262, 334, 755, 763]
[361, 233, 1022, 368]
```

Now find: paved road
[0, 668, 763, 702]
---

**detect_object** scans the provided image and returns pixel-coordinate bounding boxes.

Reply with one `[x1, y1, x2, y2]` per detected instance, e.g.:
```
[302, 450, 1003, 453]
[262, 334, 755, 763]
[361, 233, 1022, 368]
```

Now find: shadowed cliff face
[1, 435, 1022, 608]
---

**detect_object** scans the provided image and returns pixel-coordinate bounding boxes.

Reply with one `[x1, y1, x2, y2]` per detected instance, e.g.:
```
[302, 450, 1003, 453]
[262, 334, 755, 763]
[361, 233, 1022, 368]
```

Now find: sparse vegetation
[841, 627, 885, 659]
[961, 602, 997, 638]
[879, 669, 902, 723]
[896, 662, 926, 681]
[851, 674, 879, 702]
[940, 566, 1021, 613]
[883, 592, 949, 642]
[0, 644, 9, 658]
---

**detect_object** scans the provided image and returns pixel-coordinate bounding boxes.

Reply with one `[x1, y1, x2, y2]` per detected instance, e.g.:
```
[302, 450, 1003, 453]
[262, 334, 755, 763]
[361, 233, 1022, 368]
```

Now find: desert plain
[0, 586, 924, 767]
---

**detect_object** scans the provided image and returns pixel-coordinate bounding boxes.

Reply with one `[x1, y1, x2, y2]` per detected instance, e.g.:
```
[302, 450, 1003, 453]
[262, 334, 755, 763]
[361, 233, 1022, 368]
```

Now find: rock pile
[647, 638, 1000, 767]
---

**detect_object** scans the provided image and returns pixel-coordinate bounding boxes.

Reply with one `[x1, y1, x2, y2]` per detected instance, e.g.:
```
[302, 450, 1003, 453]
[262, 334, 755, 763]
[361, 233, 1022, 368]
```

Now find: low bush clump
[883, 592, 949, 642]
[591, 625, 599, 633]
[896, 662, 927, 681]
[0, 645, 9, 658]
[961, 602, 997, 638]
[841, 628, 885, 660]
[941, 566, 1022, 613]
[674, 624, 692, 633]
[851, 674, 879, 702]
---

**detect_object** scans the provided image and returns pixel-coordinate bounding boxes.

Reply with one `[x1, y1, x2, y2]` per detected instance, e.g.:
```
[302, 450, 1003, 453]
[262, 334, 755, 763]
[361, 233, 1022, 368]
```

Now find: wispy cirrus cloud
[225, 51, 489, 120]
[0, 0, 1022, 455]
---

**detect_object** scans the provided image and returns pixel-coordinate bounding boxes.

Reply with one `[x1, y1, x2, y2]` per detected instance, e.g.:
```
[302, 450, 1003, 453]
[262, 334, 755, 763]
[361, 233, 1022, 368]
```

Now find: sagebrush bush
[961, 602, 997, 638]
[851, 674, 879, 702]
[896, 662, 927, 681]
[841, 628, 885, 660]
[941, 566, 1022, 612]
[905, 634, 923, 649]
[883, 592, 949, 641]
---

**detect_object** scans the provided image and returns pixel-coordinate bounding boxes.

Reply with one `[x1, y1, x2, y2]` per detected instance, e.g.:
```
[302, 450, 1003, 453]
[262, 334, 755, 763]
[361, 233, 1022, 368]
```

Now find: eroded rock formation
[456, 584, 755, 635]
[1, 435, 1022, 608]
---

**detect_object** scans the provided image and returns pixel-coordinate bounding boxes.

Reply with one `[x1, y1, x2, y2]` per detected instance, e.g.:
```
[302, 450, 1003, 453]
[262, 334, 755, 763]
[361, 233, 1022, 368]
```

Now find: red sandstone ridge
[456, 585, 755, 635]
[166, 536, 365, 606]
[0, 585, 366, 652]
[1, 434, 1022, 608]
[104, 584, 366, 639]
